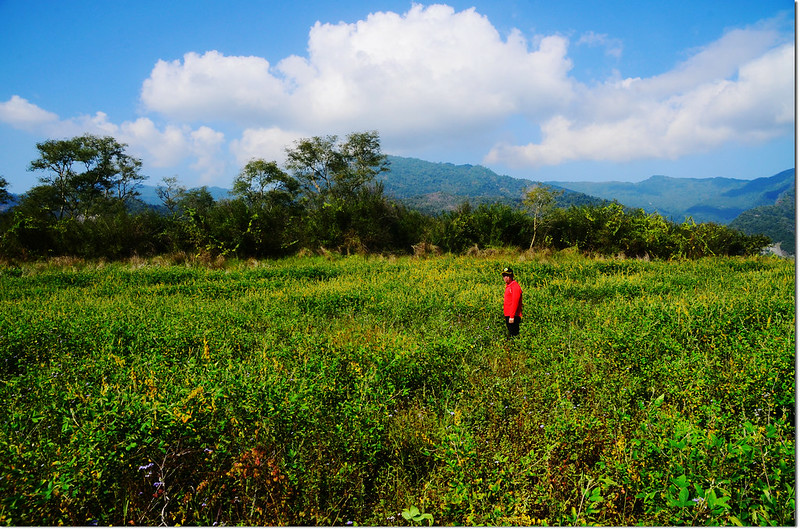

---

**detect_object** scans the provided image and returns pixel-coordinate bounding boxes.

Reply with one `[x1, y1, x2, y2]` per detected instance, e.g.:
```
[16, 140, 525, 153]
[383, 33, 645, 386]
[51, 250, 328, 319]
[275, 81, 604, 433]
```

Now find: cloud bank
[0, 4, 792, 183]
[486, 26, 793, 168]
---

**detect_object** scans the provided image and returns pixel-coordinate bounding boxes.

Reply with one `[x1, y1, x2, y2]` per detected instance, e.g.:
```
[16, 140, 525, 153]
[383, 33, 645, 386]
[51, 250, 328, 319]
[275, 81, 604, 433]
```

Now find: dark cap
[501, 267, 514, 276]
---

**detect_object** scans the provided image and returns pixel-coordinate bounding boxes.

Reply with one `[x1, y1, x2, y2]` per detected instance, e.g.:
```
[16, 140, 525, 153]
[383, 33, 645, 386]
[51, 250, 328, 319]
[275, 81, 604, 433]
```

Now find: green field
[0, 252, 794, 526]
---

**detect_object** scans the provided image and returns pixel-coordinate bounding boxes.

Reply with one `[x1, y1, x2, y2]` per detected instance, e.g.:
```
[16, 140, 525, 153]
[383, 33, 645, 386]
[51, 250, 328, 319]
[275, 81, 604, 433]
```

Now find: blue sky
[0, 0, 794, 194]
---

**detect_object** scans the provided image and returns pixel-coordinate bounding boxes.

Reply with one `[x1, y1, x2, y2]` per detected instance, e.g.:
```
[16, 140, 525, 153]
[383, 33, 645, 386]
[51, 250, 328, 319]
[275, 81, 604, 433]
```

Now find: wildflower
[138, 463, 155, 471]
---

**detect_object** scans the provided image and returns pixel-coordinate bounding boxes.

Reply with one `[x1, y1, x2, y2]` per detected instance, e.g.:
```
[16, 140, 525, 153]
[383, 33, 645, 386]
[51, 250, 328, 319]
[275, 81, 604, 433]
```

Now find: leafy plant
[401, 505, 433, 526]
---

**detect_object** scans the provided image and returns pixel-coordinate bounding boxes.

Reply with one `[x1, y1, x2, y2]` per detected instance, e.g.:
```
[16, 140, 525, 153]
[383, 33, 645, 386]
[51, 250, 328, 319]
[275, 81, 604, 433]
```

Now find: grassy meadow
[0, 251, 794, 526]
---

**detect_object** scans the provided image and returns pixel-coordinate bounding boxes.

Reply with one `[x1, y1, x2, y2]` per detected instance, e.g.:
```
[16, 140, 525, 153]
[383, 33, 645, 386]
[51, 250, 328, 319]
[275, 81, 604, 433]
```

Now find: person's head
[502, 267, 514, 284]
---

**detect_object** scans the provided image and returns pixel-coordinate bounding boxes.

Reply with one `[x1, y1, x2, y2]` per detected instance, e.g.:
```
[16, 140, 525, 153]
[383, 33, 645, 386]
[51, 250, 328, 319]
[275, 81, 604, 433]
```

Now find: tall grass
[0, 252, 793, 525]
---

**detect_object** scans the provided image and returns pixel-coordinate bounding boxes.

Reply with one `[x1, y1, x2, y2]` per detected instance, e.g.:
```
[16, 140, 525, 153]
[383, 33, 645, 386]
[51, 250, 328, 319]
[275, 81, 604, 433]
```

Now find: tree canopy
[523, 184, 562, 249]
[232, 160, 299, 209]
[27, 134, 146, 218]
[285, 131, 388, 201]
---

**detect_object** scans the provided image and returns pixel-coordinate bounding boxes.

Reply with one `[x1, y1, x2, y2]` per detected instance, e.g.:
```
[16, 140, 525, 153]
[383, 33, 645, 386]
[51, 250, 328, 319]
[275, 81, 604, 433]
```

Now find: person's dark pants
[505, 316, 521, 337]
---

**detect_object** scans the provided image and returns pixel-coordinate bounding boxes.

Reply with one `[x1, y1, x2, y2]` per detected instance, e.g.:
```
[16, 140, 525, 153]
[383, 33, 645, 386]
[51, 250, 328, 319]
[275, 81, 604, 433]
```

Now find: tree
[284, 131, 391, 251]
[338, 131, 390, 196]
[284, 131, 388, 202]
[231, 159, 302, 256]
[0, 176, 10, 205]
[156, 176, 187, 215]
[28, 134, 146, 218]
[523, 184, 562, 249]
[232, 159, 299, 209]
[285, 135, 342, 199]
[171, 187, 218, 255]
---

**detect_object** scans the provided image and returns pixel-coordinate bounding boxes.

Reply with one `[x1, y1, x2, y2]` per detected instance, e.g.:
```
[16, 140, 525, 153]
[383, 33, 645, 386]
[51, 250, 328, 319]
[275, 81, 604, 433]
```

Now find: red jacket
[504, 280, 523, 317]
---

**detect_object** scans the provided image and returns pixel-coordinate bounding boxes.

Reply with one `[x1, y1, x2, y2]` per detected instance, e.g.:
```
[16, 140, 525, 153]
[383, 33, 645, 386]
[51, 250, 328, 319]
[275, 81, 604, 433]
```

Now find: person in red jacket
[502, 267, 523, 337]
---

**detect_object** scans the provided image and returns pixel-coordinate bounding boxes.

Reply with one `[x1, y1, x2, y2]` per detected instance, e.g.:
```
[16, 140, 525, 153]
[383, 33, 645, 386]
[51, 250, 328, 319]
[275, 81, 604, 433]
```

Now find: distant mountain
[379, 156, 603, 214]
[381, 157, 795, 226]
[379, 157, 795, 249]
[136, 185, 232, 205]
[729, 187, 796, 255]
[381, 155, 529, 198]
[544, 169, 795, 224]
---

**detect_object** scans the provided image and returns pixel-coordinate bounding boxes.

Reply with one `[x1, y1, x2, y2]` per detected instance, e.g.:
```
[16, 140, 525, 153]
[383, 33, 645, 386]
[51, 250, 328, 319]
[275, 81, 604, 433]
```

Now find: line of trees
[0, 132, 771, 262]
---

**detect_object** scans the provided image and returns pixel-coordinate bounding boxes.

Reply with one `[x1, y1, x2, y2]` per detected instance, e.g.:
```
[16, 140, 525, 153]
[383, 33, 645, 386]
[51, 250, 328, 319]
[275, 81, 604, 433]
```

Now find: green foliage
[28, 134, 147, 219]
[0, 254, 793, 526]
[402, 505, 433, 525]
[430, 202, 530, 253]
[155, 176, 186, 215]
[523, 184, 562, 249]
[285, 131, 388, 202]
[278, 131, 425, 254]
[546, 203, 770, 258]
[730, 187, 795, 255]
[232, 159, 299, 209]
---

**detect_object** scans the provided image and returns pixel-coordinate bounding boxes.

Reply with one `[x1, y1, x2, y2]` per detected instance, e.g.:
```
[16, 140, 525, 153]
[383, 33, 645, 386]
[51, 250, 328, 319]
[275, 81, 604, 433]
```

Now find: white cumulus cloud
[139, 3, 576, 156]
[485, 24, 793, 168]
[287, 4, 575, 132]
[141, 51, 289, 124]
[0, 96, 60, 131]
[189, 127, 227, 182]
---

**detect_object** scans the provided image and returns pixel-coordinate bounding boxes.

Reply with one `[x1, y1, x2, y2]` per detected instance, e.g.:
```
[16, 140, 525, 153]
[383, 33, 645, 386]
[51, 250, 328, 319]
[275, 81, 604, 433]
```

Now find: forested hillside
[545, 169, 795, 224]
[730, 187, 796, 255]
[378, 156, 602, 214]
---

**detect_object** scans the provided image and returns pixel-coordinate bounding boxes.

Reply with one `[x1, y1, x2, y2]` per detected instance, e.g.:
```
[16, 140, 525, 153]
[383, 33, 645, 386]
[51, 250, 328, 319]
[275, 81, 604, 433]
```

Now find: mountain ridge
[378, 156, 795, 253]
[380, 156, 794, 224]
[541, 168, 794, 224]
